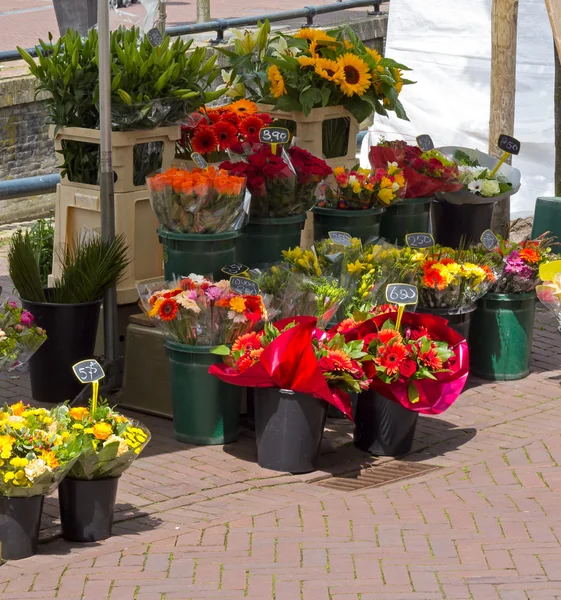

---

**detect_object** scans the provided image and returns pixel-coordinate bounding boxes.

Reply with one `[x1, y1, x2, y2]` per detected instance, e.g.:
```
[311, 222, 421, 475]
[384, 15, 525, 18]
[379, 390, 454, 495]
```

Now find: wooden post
[196, 0, 211, 23]
[489, 0, 519, 238]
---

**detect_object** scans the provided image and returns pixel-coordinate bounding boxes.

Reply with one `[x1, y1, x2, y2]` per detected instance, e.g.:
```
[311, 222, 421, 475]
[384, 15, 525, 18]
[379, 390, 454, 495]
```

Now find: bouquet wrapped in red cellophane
[330, 311, 469, 414]
[209, 316, 371, 418]
[369, 140, 462, 198]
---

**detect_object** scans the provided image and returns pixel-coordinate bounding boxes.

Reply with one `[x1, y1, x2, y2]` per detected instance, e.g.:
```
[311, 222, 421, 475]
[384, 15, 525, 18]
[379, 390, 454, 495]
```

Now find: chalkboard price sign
[405, 232, 434, 249]
[222, 263, 249, 276]
[191, 152, 208, 169]
[416, 134, 435, 152]
[480, 229, 499, 250]
[147, 28, 163, 47]
[385, 283, 419, 306]
[328, 231, 353, 247]
[259, 127, 290, 145]
[72, 359, 105, 384]
[498, 134, 521, 156]
[230, 276, 260, 296]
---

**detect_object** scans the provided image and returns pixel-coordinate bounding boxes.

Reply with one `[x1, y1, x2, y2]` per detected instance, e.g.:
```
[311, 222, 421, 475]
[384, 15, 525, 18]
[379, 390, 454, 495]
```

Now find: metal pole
[98, 0, 118, 368]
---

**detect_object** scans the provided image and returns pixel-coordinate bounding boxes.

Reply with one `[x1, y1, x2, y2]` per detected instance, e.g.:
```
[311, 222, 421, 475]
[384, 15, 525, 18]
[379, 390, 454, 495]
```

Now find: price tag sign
[416, 134, 434, 152]
[405, 232, 434, 249]
[498, 134, 521, 156]
[222, 263, 249, 276]
[147, 28, 163, 47]
[230, 276, 260, 296]
[328, 231, 353, 247]
[480, 229, 499, 250]
[191, 152, 208, 169]
[259, 127, 290, 145]
[72, 359, 105, 413]
[385, 283, 418, 332]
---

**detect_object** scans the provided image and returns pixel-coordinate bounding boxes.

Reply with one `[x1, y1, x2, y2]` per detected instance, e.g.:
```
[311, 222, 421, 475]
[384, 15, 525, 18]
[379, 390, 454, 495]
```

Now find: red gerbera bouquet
[177, 99, 273, 162]
[287, 147, 332, 211]
[332, 311, 469, 414]
[209, 317, 371, 418]
[369, 140, 462, 198]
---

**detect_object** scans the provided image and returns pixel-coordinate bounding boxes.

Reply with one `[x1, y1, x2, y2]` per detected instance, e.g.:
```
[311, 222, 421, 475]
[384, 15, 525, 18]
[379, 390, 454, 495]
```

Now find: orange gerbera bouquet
[147, 166, 249, 233]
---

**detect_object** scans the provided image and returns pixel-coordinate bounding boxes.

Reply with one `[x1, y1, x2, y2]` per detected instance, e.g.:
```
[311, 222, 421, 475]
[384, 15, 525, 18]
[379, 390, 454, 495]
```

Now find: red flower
[232, 331, 262, 353]
[419, 348, 443, 370]
[375, 342, 407, 376]
[407, 326, 430, 341]
[318, 356, 336, 372]
[327, 349, 353, 371]
[192, 126, 218, 155]
[158, 298, 179, 322]
[212, 121, 238, 150]
[399, 359, 417, 378]
[240, 116, 265, 142]
[378, 328, 402, 345]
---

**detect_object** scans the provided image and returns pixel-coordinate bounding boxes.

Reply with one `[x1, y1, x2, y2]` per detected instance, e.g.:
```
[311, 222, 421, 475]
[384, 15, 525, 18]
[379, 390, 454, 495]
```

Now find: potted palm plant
[8, 231, 129, 403]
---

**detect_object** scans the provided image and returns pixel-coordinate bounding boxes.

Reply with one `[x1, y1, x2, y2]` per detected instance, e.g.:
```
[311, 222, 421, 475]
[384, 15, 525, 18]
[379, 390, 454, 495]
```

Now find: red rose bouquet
[332, 311, 469, 414]
[369, 140, 462, 198]
[287, 146, 332, 211]
[209, 316, 371, 418]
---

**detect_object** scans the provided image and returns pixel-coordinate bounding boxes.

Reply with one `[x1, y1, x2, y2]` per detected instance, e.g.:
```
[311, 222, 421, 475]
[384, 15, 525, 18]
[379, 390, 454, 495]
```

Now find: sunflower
[337, 54, 372, 97]
[294, 28, 320, 44]
[212, 121, 238, 150]
[393, 68, 404, 93]
[229, 99, 258, 116]
[365, 47, 383, 64]
[297, 56, 317, 68]
[267, 65, 287, 99]
[158, 298, 179, 322]
[314, 58, 343, 83]
[192, 126, 218, 155]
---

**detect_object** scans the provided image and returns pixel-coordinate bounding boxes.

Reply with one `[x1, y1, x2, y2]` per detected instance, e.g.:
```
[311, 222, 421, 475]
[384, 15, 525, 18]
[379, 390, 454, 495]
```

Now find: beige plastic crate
[50, 183, 163, 305]
[50, 125, 180, 194]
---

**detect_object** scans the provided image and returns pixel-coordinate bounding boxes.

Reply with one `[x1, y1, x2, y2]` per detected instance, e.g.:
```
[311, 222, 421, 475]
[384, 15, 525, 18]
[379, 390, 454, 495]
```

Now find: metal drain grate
[316, 461, 440, 491]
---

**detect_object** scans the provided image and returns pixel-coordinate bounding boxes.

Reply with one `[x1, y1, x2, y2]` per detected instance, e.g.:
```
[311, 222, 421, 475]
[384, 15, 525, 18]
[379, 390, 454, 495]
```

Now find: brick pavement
[1, 241, 561, 597]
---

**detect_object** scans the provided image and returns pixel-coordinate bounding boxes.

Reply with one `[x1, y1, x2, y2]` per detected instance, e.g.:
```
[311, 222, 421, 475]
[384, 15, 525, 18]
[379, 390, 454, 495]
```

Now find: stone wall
[0, 14, 388, 224]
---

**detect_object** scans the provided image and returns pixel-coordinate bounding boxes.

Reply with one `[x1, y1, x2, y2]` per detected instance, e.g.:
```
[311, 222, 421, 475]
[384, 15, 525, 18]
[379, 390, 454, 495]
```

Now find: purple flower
[205, 286, 224, 301]
[187, 290, 198, 300]
[20, 310, 34, 327]
[8, 302, 17, 309]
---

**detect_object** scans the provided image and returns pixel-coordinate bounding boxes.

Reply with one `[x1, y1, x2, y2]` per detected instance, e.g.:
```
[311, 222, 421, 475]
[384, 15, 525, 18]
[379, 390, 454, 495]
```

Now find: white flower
[188, 274, 206, 284]
[176, 293, 201, 313]
[228, 311, 248, 323]
[480, 179, 501, 197]
[24, 458, 50, 481]
[0, 329, 5, 340]
[392, 182, 400, 192]
[468, 180, 484, 194]
[104, 435, 129, 457]
[387, 161, 399, 169]
[348, 175, 358, 186]
[217, 69, 245, 99]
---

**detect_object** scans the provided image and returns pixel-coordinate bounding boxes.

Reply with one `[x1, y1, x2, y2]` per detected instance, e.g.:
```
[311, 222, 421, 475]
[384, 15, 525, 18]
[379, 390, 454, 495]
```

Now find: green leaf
[408, 381, 419, 404]
[299, 87, 322, 115]
[210, 345, 231, 356]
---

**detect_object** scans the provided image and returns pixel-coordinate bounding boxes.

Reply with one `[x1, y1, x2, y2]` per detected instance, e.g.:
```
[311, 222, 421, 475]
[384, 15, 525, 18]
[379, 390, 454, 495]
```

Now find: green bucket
[158, 227, 240, 280]
[531, 197, 561, 253]
[312, 206, 385, 243]
[379, 197, 433, 246]
[469, 291, 536, 381]
[164, 341, 241, 445]
[237, 214, 307, 267]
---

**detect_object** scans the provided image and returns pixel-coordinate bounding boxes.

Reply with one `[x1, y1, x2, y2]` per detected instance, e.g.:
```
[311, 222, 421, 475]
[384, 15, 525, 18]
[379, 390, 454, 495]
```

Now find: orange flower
[519, 247, 540, 264]
[229, 99, 258, 116]
[420, 348, 443, 370]
[10, 402, 26, 416]
[93, 422, 113, 440]
[158, 298, 179, 322]
[375, 342, 407, 376]
[327, 349, 353, 371]
[422, 267, 447, 290]
[377, 329, 403, 345]
[69, 407, 89, 421]
[232, 332, 262, 353]
[40, 450, 59, 470]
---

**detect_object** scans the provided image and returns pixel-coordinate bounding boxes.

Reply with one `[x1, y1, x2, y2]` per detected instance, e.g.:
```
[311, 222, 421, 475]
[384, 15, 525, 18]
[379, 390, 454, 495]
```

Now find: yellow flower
[61, 431, 70, 441]
[333, 167, 345, 177]
[380, 176, 393, 189]
[294, 27, 320, 44]
[1, 450, 11, 460]
[0, 460, 4, 467]
[297, 56, 316, 68]
[267, 65, 287, 99]
[314, 58, 343, 83]
[365, 47, 382, 64]
[377, 188, 395, 204]
[72, 423, 84, 430]
[347, 260, 366, 275]
[84, 427, 94, 434]
[14, 470, 26, 481]
[42, 416, 53, 425]
[393, 68, 404, 94]
[4, 472, 14, 483]
[40, 450, 59, 470]
[394, 173, 405, 187]
[352, 180, 362, 194]
[229, 296, 246, 314]
[148, 298, 164, 318]
[10, 402, 26, 416]
[69, 407, 89, 421]
[9, 457, 28, 468]
[336, 53, 372, 97]
[93, 422, 113, 441]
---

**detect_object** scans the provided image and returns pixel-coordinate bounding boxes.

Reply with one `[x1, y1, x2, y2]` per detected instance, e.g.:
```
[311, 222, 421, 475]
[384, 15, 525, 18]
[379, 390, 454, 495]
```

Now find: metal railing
[0, 0, 384, 200]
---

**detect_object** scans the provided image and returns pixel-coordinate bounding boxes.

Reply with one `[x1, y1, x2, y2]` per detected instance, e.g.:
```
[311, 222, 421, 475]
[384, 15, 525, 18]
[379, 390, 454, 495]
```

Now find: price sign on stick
[222, 263, 249, 276]
[147, 28, 163, 47]
[259, 126, 290, 155]
[416, 134, 434, 152]
[328, 231, 353, 247]
[490, 133, 521, 178]
[385, 283, 418, 331]
[191, 152, 208, 169]
[405, 232, 434, 249]
[480, 229, 499, 250]
[72, 359, 105, 414]
[230, 276, 260, 296]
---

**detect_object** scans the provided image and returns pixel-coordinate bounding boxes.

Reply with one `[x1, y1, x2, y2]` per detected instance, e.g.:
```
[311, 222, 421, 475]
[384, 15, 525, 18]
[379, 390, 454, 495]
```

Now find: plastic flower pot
[0, 495, 44, 560]
[354, 390, 418, 457]
[531, 197, 561, 253]
[418, 304, 477, 342]
[469, 291, 536, 380]
[158, 227, 240, 281]
[164, 341, 241, 445]
[431, 200, 495, 248]
[58, 477, 119, 543]
[21, 296, 102, 404]
[237, 214, 307, 267]
[254, 388, 328, 474]
[312, 206, 385, 244]
[379, 197, 433, 246]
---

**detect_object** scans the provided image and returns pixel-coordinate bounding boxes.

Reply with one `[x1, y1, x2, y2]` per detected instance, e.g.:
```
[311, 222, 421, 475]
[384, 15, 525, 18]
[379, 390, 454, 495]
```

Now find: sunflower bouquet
[0, 402, 80, 497]
[537, 261, 561, 328]
[52, 400, 150, 480]
[147, 166, 249, 233]
[0, 301, 47, 371]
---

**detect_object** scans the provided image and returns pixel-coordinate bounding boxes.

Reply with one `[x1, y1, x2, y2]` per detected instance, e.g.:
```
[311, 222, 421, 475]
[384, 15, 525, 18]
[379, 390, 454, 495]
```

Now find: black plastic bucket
[354, 390, 418, 457]
[58, 477, 120, 542]
[22, 295, 102, 403]
[418, 304, 476, 341]
[431, 200, 494, 248]
[0, 495, 44, 560]
[254, 388, 328, 474]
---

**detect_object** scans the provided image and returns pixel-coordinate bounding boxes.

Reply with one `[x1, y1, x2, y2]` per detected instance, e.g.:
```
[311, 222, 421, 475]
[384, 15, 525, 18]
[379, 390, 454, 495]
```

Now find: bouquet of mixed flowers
[209, 316, 371, 418]
[436, 147, 520, 205]
[316, 163, 406, 210]
[332, 311, 469, 413]
[177, 99, 274, 162]
[369, 140, 462, 198]
[0, 402, 80, 497]
[287, 146, 333, 210]
[0, 301, 47, 371]
[537, 261, 561, 328]
[147, 166, 249, 233]
[52, 400, 150, 480]
[138, 275, 268, 346]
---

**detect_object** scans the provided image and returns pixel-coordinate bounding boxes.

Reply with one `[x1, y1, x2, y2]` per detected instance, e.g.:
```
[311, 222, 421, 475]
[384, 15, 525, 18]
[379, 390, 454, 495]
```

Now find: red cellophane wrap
[329, 312, 469, 414]
[369, 144, 462, 198]
[208, 316, 353, 418]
